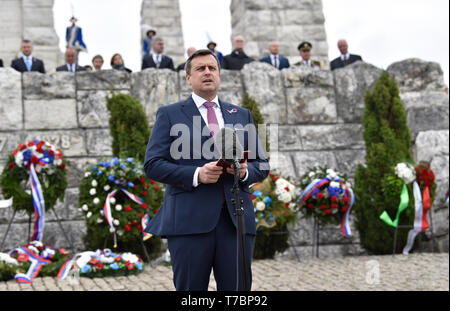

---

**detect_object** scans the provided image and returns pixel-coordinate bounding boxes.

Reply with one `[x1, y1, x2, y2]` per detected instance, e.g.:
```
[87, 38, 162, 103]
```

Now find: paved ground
[1, 253, 448, 291]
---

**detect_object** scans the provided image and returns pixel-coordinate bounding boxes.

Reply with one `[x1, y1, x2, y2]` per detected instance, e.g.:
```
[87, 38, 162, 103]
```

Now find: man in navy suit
[56, 47, 85, 72]
[143, 49, 269, 291]
[259, 42, 290, 70]
[11, 40, 46, 74]
[330, 39, 363, 71]
[141, 37, 175, 71]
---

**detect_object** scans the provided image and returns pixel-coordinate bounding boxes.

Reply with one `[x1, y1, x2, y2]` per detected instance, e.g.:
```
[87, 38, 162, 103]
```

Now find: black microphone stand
[231, 159, 250, 291]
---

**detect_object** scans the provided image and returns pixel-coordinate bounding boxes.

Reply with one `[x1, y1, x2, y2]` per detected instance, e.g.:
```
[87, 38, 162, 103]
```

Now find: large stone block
[23, 72, 75, 99]
[299, 124, 364, 151]
[23, 130, 87, 157]
[333, 61, 383, 123]
[387, 58, 446, 93]
[242, 62, 286, 124]
[400, 91, 449, 139]
[290, 151, 337, 178]
[76, 70, 131, 90]
[76, 90, 129, 128]
[268, 151, 297, 179]
[0, 68, 23, 131]
[283, 66, 337, 124]
[24, 99, 77, 130]
[414, 130, 449, 164]
[218, 69, 244, 107]
[0, 133, 22, 161]
[85, 129, 113, 156]
[131, 68, 179, 126]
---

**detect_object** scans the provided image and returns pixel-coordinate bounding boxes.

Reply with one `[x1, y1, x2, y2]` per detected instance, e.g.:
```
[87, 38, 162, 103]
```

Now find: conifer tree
[354, 71, 417, 254]
[106, 93, 150, 162]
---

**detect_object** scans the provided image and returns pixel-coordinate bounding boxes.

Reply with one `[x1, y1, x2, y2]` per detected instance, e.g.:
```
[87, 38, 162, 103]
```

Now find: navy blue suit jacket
[260, 55, 290, 70]
[330, 54, 362, 71]
[143, 96, 269, 237]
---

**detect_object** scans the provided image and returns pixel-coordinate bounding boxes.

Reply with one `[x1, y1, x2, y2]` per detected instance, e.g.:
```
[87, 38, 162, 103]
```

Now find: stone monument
[0, 0, 62, 73]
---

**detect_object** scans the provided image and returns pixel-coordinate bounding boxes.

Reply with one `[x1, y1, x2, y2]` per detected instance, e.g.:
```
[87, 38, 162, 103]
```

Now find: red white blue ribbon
[339, 181, 355, 237]
[403, 182, 430, 254]
[103, 188, 144, 248]
[8, 247, 51, 283]
[29, 164, 45, 242]
[141, 214, 152, 241]
[55, 255, 75, 280]
[299, 175, 355, 237]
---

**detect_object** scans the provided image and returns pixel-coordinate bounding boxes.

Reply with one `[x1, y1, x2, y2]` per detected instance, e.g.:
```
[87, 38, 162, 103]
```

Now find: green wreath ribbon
[379, 183, 409, 227]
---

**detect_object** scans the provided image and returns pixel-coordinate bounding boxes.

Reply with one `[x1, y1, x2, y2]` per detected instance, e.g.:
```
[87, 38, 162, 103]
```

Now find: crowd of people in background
[0, 34, 363, 74]
[0, 17, 369, 74]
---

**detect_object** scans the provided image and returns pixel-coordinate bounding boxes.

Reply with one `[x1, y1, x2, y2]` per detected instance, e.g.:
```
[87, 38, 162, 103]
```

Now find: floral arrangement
[79, 157, 164, 260]
[298, 167, 355, 234]
[0, 241, 70, 283]
[56, 249, 144, 279]
[0, 140, 68, 242]
[415, 162, 436, 191]
[395, 162, 416, 184]
[0, 140, 68, 213]
[251, 172, 299, 230]
[250, 172, 300, 259]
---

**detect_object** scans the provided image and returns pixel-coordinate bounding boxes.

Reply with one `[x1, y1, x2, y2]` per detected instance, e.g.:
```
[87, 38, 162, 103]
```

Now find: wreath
[298, 166, 355, 235]
[64, 249, 144, 279]
[0, 140, 68, 214]
[250, 172, 300, 259]
[79, 157, 164, 260]
[0, 241, 70, 283]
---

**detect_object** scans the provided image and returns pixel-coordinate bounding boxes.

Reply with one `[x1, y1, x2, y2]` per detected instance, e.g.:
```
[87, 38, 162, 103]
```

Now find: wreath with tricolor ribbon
[0, 140, 68, 242]
[298, 166, 355, 236]
[78, 157, 164, 255]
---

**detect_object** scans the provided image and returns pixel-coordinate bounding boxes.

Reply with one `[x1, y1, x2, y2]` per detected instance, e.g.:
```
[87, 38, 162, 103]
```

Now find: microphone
[214, 127, 244, 165]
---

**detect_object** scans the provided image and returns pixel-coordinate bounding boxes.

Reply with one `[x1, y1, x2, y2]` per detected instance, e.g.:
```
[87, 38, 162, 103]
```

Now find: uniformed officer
[295, 41, 322, 69]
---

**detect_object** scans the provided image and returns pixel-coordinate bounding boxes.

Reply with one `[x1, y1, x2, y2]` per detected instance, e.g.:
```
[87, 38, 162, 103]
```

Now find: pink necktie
[204, 102, 220, 138]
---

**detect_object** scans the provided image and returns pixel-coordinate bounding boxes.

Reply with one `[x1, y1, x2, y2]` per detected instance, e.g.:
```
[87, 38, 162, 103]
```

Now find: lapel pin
[227, 108, 238, 114]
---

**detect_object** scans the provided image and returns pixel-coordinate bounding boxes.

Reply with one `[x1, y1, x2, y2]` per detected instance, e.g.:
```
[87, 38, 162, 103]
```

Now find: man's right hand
[198, 161, 223, 184]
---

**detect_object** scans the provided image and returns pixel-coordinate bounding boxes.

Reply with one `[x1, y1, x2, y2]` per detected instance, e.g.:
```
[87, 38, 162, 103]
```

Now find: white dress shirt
[190, 92, 248, 187]
[341, 53, 350, 61]
[152, 53, 162, 67]
[270, 54, 279, 68]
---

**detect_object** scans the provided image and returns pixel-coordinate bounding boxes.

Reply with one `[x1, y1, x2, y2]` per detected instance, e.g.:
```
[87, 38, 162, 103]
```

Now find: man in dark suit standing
[222, 35, 254, 70]
[143, 49, 269, 291]
[11, 40, 46, 73]
[0, 58, 3, 67]
[330, 39, 363, 71]
[260, 41, 290, 70]
[56, 47, 85, 72]
[141, 37, 175, 71]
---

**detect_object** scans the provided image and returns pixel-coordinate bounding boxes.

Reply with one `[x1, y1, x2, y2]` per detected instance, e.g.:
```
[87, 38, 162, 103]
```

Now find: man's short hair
[21, 39, 31, 45]
[185, 49, 220, 75]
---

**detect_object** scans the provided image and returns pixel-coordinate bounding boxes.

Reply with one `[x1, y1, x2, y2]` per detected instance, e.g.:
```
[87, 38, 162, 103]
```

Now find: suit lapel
[19, 58, 27, 72]
[219, 100, 237, 126]
[181, 96, 207, 134]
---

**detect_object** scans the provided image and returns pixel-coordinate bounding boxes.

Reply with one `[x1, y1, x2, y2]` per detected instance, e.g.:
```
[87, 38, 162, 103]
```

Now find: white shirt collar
[22, 54, 32, 61]
[191, 92, 220, 109]
[341, 53, 350, 60]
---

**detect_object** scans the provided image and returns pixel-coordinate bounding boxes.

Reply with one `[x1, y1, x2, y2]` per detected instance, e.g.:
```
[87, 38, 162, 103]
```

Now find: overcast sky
[53, 0, 449, 85]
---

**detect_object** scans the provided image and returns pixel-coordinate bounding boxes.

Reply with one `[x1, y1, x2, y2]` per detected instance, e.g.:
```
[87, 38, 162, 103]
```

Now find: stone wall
[0, 0, 62, 73]
[230, 0, 329, 68]
[0, 58, 448, 258]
